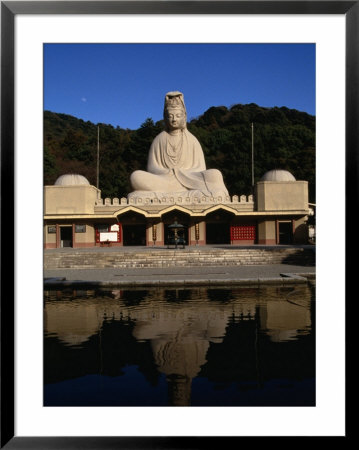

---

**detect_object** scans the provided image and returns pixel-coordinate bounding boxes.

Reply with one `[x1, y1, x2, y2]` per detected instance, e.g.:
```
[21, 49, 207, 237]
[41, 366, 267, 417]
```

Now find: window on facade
[96, 224, 109, 233]
[75, 225, 86, 233]
[230, 225, 256, 240]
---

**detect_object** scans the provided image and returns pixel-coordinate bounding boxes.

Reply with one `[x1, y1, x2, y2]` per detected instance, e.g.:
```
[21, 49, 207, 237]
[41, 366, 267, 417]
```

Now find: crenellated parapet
[95, 194, 254, 207]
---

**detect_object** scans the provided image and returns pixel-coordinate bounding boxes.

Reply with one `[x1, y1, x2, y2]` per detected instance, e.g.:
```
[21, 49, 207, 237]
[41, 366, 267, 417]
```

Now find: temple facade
[44, 169, 313, 248]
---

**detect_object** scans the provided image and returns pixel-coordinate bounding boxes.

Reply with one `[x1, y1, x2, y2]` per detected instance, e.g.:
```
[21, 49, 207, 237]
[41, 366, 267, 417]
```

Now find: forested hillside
[44, 103, 315, 202]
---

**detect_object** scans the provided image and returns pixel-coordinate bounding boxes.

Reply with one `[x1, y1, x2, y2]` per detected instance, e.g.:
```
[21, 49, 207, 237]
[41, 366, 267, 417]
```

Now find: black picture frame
[1, 1, 353, 447]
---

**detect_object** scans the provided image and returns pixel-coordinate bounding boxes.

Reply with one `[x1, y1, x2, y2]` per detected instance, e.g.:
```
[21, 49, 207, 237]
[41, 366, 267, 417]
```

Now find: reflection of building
[44, 169, 311, 248]
[44, 286, 313, 348]
[258, 286, 312, 342]
[44, 286, 313, 405]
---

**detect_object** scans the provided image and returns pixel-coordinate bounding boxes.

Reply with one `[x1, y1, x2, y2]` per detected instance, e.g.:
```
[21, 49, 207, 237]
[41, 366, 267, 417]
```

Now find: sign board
[100, 232, 118, 242]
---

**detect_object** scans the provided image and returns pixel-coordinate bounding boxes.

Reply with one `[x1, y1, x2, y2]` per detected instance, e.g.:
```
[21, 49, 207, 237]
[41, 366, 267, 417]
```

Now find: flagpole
[251, 122, 254, 188]
[97, 125, 100, 189]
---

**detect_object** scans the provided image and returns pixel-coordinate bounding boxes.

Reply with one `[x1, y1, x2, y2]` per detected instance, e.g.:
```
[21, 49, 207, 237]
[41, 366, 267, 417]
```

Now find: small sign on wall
[75, 225, 86, 233]
[48, 226, 56, 234]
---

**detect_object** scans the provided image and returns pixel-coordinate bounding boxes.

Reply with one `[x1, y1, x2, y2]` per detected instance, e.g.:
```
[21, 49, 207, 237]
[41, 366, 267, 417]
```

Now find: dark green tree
[44, 104, 315, 202]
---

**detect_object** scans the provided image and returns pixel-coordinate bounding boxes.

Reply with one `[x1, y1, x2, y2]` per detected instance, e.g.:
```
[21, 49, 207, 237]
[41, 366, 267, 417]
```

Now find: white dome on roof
[54, 174, 90, 186]
[260, 169, 296, 182]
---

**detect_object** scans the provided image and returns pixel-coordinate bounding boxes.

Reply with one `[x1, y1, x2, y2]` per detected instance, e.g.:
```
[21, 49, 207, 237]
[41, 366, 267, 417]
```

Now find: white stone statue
[128, 91, 229, 200]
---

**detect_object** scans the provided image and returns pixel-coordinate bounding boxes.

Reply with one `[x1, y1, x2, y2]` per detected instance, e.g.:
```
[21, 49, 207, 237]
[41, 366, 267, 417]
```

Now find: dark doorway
[60, 226, 72, 248]
[278, 222, 293, 244]
[206, 223, 230, 244]
[122, 225, 146, 246]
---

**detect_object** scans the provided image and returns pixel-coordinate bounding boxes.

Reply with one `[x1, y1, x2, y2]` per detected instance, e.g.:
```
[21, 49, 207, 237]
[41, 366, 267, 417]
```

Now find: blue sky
[44, 43, 315, 130]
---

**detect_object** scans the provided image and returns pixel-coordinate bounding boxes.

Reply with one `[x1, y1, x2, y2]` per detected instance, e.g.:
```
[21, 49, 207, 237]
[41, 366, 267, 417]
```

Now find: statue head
[163, 91, 187, 131]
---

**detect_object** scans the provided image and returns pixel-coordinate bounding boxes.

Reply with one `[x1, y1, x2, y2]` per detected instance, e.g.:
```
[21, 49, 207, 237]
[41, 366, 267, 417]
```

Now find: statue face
[165, 108, 186, 130]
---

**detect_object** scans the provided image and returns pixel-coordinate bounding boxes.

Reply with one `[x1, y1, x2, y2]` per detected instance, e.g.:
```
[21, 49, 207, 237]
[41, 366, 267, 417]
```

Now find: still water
[44, 284, 315, 407]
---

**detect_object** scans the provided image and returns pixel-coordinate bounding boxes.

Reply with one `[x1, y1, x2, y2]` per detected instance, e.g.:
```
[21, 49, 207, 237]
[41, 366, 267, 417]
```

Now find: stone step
[44, 248, 315, 269]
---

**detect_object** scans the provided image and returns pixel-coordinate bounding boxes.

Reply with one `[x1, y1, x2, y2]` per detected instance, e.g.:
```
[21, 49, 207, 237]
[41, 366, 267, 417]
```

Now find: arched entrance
[118, 211, 147, 246]
[161, 210, 190, 246]
[205, 209, 233, 244]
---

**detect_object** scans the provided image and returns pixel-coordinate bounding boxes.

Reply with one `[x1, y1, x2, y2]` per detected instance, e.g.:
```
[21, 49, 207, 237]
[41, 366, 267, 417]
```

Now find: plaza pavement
[44, 244, 315, 288]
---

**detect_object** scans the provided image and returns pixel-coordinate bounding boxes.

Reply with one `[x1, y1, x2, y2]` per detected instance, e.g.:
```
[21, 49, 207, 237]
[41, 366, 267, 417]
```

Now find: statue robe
[130, 129, 229, 198]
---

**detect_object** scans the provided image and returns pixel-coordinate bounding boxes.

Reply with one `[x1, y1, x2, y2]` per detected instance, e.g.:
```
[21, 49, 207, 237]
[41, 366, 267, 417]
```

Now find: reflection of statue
[167, 374, 192, 407]
[132, 304, 228, 406]
[128, 91, 229, 200]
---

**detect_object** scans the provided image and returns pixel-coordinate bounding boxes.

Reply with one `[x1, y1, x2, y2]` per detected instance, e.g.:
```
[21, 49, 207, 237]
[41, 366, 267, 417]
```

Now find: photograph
[43, 42, 316, 407]
[2, 1, 350, 446]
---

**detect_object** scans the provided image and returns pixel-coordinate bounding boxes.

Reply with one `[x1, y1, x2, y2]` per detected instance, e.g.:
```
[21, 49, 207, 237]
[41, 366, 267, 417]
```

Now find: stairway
[44, 247, 315, 269]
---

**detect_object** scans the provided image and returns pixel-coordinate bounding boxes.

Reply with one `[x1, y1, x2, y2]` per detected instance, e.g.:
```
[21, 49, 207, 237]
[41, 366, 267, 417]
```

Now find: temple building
[44, 168, 312, 248]
[44, 91, 313, 248]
